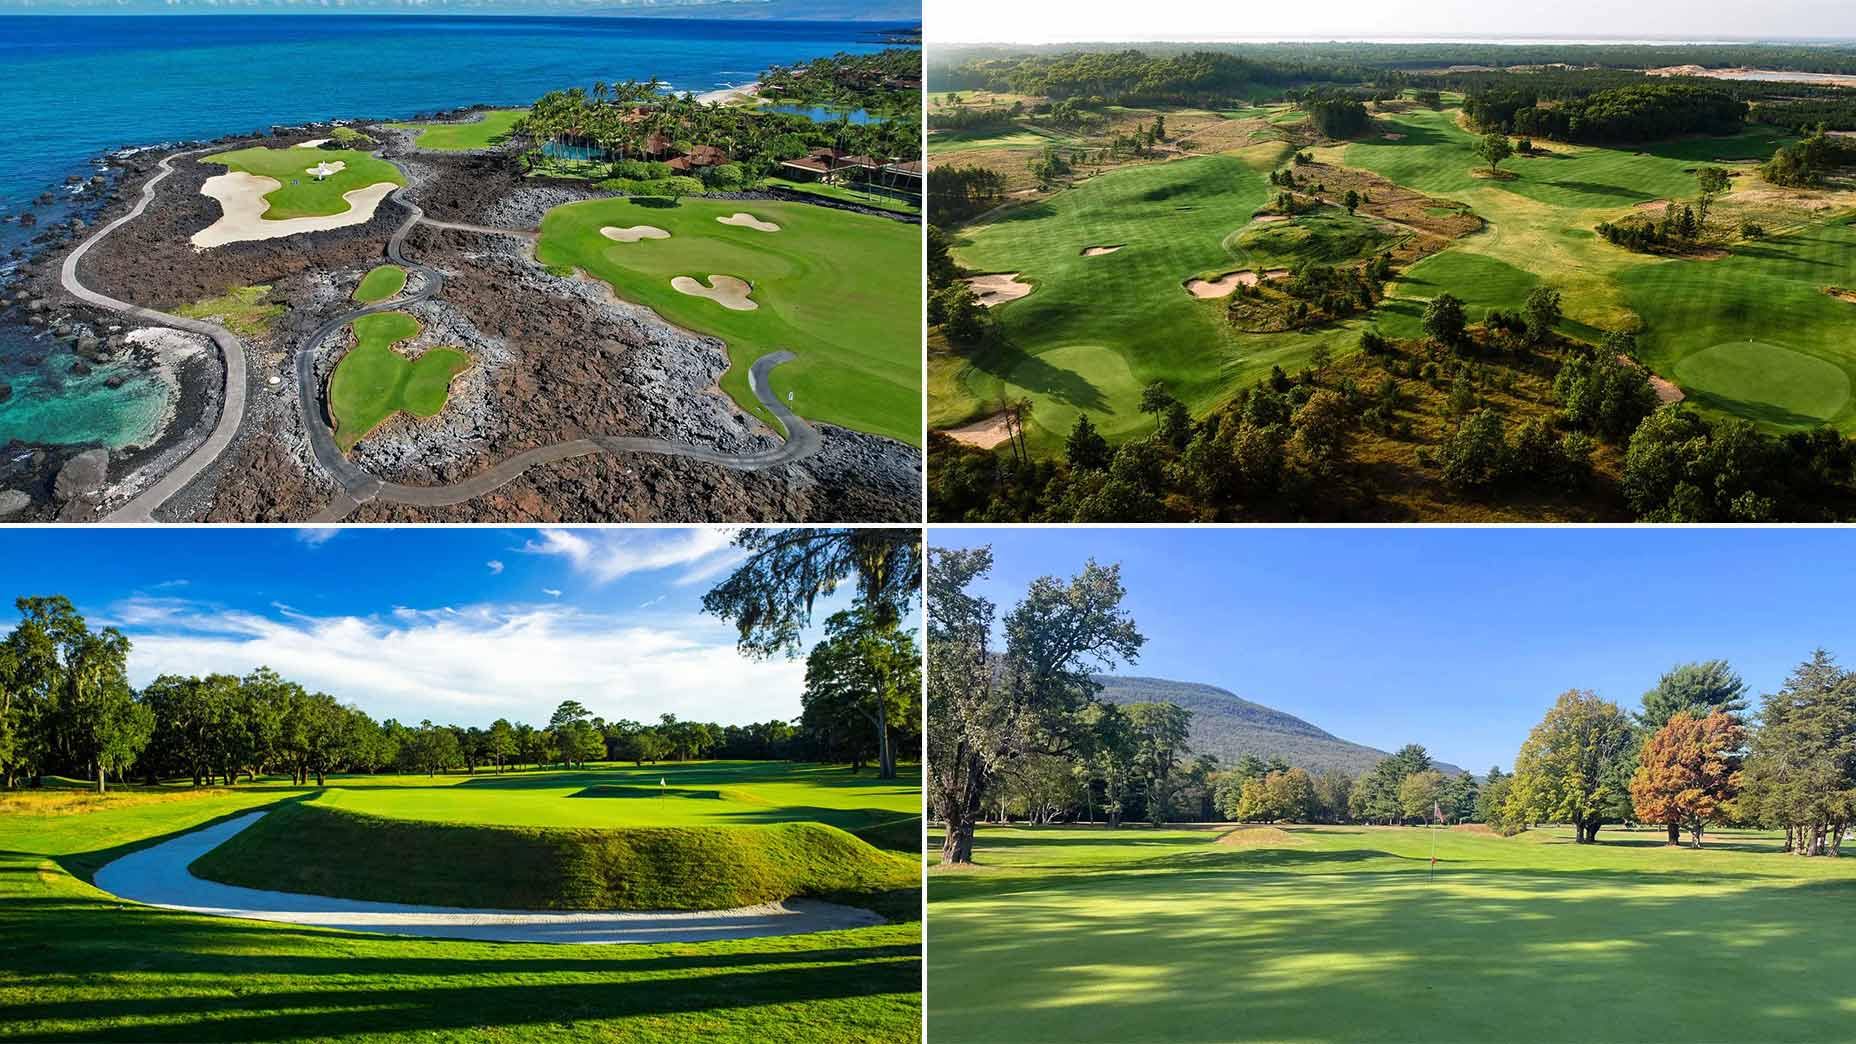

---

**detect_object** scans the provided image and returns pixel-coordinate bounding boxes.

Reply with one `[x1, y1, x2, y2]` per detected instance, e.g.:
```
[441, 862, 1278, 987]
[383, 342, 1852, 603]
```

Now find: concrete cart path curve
[92, 810, 885, 945]
[59, 147, 250, 523]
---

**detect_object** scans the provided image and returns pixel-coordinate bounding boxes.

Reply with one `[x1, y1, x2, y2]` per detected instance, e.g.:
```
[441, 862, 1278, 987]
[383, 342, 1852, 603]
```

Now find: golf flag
[660, 777, 666, 788]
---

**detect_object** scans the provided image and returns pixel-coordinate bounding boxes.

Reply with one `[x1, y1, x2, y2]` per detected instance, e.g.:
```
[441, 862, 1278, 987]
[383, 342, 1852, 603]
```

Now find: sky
[928, 0, 1856, 44]
[0, 526, 875, 729]
[932, 527, 1856, 774]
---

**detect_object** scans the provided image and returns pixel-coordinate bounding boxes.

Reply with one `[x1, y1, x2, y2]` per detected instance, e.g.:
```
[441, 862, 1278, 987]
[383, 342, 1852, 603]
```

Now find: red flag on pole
[1433, 800, 1444, 823]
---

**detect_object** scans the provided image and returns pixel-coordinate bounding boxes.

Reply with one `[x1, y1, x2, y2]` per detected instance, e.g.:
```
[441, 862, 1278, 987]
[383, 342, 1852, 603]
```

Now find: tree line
[1464, 83, 1747, 144]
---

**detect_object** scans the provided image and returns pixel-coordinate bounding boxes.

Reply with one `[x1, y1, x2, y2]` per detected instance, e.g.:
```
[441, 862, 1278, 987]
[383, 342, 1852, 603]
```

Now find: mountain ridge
[1094, 674, 1463, 777]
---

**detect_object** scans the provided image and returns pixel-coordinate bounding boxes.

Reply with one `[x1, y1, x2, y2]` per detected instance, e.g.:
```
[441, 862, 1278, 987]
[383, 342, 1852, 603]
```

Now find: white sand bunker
[1252, 214, 1290, 224]
[294, 138, 332, 149]
[1081, 245, 1124, 256]
[192, 172, 396, 249]
[942, 412, 1013, 449]
[967, 273, 1031, 307]
[1635, 198, 1674, 212]
[672, 274, 758, 310]
[717, 212, 780, 232]
[307, 160, 346, 179]
[600, 225, 671, 243]
[1185, 269, 1286, 298]
[91, 811, 883, 945]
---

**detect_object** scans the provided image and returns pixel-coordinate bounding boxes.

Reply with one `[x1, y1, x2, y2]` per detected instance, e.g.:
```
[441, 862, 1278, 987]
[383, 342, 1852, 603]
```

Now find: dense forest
[1464, 82, 1747, 143]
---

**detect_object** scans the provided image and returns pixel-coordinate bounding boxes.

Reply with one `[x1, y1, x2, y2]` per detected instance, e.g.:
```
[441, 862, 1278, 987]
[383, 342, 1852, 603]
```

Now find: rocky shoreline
[0, 103, 921, 522]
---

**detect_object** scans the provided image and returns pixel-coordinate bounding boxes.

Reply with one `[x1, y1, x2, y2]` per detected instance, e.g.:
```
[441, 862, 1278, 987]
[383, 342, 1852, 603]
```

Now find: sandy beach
[696, 81, 761, 105]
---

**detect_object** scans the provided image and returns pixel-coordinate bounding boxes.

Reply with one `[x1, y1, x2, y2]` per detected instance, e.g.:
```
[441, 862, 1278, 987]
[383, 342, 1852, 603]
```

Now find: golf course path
[93, 811, 885, 945]
[295, 171, 821, 521]
[58, 147, 250, 523]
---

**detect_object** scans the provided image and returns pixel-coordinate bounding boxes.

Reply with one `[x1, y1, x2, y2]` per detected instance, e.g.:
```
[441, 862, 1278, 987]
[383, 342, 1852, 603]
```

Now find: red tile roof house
[665, 145, 730, 172]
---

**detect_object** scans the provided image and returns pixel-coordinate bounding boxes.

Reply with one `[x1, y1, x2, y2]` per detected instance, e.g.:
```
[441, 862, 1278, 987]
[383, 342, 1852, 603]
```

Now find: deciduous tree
[1629, 710, 1746, 848]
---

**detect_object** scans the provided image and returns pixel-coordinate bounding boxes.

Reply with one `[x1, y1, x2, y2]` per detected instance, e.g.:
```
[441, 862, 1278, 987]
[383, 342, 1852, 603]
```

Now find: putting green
[536, 198, 921, 445]
[353, 264, 407, 303]
[385, 108, 528, 151]
[1673, 341, 1851, 425]
[938, 148, 1372, 449]
[328, 311, 470, 452]
[204, 146, 405, 220]
[929, 823, 1856, 1042]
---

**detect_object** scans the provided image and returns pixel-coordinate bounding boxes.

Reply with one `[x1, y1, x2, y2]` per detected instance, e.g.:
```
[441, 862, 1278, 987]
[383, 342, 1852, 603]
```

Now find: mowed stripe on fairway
[928, 823, 1856, 1043]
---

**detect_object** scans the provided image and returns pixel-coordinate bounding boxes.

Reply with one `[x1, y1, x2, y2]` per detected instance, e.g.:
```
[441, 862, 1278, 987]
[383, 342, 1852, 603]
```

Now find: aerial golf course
[928, 822, 1856, 1043]
[933, 97, 1856, 452]
[0, 762, 921, 1042]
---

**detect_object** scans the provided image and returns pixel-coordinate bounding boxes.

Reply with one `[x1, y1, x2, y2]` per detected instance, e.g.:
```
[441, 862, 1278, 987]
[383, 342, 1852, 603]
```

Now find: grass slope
[536, 198, 921, 445]
[385, 108, 527, 151]
[1093, 675, 1464, 776]
[203, 146, 405, 220]
[939, 147, 1374, 450]
[328, 311, 469, 452]
[191, 799, 917, 918]
[0, 785, 919, 1043]
[929, 822, 1856, 1043]
[353, 264, 406, 303]
[174, 284, 285, 337]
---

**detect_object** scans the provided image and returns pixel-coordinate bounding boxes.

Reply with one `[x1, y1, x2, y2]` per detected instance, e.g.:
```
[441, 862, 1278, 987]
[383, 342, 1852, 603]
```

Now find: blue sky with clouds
[0, 526, 867, 728]
[932, 527, 1856, 774]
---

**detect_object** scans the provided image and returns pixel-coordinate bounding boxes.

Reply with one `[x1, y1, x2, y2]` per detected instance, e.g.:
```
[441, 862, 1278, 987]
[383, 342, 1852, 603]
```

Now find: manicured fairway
[352, 263, 407, 303]
[536, 198, 921, 445]
[938, 147, 1372, 449]
[928, 823, 1856, 1043]
[385, 108, 528, 151]
[0, 766, 922, 1042]
[328, 311, 470, 452]
[203, 146, 405, 220]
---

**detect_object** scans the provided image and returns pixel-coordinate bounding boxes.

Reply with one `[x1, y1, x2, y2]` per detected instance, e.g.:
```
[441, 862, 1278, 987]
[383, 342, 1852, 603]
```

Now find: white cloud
[116, 598, 805, 727]
[486, 560, 504, 575]
[542, 588, 562, 598]
[521, 527, 737, 584]
[295, 527, 341, 547]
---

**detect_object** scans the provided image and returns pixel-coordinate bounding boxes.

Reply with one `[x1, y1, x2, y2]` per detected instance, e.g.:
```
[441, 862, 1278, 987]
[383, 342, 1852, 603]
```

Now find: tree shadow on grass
[1679, 386, 1834, 429]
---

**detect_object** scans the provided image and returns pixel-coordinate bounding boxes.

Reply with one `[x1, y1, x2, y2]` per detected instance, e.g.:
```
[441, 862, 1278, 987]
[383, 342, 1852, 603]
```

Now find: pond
[761, 104, 885, 125]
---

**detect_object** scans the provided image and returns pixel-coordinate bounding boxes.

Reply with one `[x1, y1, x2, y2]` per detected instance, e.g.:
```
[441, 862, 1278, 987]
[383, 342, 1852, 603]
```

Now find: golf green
[929, 823, 1856, 1042]
[203, 146, 405, 220]
[328, 311, 470, 452]
[386, 108, 528, 151]
[536, 198, 921, 445]
[0, 767, 921, 1042]
[353, 264, 407, 303]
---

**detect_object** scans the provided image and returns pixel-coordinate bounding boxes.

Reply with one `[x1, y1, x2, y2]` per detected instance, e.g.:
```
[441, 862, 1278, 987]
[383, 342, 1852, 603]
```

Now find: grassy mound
[1227, 210, 1398, 270]
[328, 312, 469, 452]
[353, 264, 406, 303]
[536, 197, 920, 445]
[385, 108, 527, 151]
[203, 146, 405, 220]
[190, 801, 917, 918]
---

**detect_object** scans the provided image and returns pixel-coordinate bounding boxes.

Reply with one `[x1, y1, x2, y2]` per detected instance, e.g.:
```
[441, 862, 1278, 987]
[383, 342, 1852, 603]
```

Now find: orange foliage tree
[1628, 710, 1746, 848]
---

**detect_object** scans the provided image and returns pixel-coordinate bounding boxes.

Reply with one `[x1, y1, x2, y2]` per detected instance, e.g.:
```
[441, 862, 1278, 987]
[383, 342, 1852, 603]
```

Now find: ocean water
[0, 13, 910, 448]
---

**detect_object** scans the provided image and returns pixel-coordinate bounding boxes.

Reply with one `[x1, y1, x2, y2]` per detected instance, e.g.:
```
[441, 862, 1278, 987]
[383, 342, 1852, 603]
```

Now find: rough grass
[327, 311, 469, 452]
[1226, 209, 1399, 270]
[536, 197, 921, 445]
[202, 146, 405, 220]
[385, 108, 527, 151]
[929, 822, 1856, 1043]
[352, 264, 406, 303]
[173, 284, 285, 337]
[0, 784, 920, 1043]
[191, 800, 918, 918]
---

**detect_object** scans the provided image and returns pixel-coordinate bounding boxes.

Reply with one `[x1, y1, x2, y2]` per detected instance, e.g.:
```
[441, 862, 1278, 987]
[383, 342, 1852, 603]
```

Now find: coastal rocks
[53, 448, 107, 503]
[71, 360, 91, 377]
[0, 491, 29, 519]
[0, 383, 9, 403]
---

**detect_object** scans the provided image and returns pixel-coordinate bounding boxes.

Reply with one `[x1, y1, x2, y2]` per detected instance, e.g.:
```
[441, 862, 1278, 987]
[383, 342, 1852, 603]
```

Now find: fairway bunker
[717, 212, 781, 232]
[1081, 245, 1124, 256]
[1185, 269, 1287, 298]
[92, 811, 884, 945]
[966, 272, 1032, 306]
[192, 172, 396, 249]
[294, 138, 331, 149]
[599, 224, 671, 243]
[671, 274, 758, 310]
[941, 411, 1013, 449]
